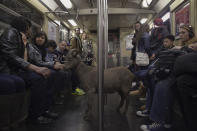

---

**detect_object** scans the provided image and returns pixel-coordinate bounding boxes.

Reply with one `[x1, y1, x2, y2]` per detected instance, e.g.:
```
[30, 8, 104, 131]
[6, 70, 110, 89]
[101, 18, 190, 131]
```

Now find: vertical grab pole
[97, 0, 105, 131]
[104, 0, 108, 69]
[103, 0, 108, 105]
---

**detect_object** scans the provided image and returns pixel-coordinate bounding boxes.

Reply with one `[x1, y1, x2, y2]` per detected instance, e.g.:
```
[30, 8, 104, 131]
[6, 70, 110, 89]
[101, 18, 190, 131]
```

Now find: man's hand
[20, 32, 28, 46]
[35, 67, 51, 78]
[27, 64, 51, 78]
[53, 62, 65, 70]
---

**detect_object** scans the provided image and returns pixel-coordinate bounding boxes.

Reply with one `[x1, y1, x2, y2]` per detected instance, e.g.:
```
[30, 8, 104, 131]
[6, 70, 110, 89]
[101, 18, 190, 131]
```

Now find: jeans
[0, 74, 26, 95]
[150, 76, 175, 124]
[18, 71, 50, 119]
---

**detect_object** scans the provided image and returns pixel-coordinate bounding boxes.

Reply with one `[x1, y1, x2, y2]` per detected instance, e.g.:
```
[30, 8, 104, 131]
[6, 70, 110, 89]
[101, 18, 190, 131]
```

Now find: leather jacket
[27, 43, 55, 68]
[0, 28, 30, 74]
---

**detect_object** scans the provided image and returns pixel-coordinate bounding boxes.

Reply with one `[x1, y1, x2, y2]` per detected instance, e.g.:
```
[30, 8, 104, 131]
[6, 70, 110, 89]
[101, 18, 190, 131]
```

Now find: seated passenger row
[129, 18, 197, 131]
[0, 16, 74, 128]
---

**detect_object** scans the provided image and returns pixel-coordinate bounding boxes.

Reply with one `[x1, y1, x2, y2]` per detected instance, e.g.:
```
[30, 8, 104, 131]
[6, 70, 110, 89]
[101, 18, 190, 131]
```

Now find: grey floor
[13, 93, 185, 131]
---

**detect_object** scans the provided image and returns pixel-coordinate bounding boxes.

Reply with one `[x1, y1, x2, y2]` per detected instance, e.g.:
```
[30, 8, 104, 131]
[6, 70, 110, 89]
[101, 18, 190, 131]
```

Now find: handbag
[136, 52, 149, 66]
[135, 39, 149, 66]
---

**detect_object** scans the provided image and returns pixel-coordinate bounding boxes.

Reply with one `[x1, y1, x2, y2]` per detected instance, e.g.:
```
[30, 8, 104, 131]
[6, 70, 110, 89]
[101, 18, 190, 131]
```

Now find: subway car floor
[12, 93, 185, 131]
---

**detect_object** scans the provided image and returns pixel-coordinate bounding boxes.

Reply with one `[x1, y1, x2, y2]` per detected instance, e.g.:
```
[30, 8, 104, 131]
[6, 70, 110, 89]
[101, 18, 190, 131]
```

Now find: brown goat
[64, 50, 135, 120]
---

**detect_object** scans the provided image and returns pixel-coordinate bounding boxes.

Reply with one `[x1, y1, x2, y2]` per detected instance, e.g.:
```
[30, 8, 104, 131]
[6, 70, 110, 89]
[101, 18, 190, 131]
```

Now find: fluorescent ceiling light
[68, 19, 77, 26]
[147, 0, 152, 5]
[142, 0, 152, 8]
[60, 0, 73, 9]
[140, 18, 148, 24]
[40, 0, 58, 11]
[161, 12, 170, 22]
[54, 20, 60, 26]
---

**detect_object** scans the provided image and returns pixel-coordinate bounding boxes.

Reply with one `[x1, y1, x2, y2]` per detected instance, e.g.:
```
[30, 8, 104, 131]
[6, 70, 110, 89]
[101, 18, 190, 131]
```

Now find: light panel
[68, 19, 77, 26]
[40, 0, 58, 11]
[142, 0, 152, 8]
[161, 12, 170, 22]
[140, 18, 148, 24]
[147, 0, 152, 5]
[60, 0, 73, 9]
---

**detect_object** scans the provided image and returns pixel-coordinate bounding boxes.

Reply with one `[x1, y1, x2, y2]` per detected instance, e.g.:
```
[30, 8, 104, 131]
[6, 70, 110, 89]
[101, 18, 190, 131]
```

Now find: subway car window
[0, 0, 197, 131]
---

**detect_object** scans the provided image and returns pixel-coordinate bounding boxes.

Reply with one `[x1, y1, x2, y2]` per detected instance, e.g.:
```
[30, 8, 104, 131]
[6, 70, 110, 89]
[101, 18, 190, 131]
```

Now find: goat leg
[117, 91, 125, 113]
[123, 95, 129, 115]
[84, 93, 94, 121]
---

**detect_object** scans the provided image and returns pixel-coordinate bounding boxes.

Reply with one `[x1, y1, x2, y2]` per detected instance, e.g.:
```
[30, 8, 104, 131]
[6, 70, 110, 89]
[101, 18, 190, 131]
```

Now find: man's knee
[0, 75, 16, 94]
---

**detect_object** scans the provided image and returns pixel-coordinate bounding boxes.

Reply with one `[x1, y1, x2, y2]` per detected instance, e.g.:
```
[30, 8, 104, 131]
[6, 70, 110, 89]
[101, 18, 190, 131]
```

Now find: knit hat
[154, 18, 163, 26]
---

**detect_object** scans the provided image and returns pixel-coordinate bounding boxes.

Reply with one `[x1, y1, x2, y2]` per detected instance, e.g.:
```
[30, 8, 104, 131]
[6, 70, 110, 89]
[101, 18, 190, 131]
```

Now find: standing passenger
[70, 28, 82, 54]
[70, 28, 85, 95]
[81, 32, 94, 66]
[129, 21, 141, 72]
[149, 18, 169, 60]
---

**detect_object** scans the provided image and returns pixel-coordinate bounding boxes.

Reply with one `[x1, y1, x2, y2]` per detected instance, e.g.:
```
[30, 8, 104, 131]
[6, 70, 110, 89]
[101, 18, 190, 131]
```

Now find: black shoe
[32, 116, 53, 125]
[43, 111, 59, 119]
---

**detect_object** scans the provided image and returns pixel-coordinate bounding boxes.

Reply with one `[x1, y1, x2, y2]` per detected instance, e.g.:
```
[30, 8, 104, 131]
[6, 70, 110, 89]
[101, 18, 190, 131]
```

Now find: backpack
[153, 49, 186, 80]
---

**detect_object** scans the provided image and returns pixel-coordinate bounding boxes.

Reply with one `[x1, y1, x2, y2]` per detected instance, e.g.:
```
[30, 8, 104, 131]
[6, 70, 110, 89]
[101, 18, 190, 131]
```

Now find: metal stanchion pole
[97, 0, 104, 131]
[104, 0, 108, 69]
[97, 0, 108, 130]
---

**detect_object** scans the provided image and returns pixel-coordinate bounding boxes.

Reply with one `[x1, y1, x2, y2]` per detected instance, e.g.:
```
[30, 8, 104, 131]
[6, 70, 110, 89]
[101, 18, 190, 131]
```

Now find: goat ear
[71, 49, 79, 57]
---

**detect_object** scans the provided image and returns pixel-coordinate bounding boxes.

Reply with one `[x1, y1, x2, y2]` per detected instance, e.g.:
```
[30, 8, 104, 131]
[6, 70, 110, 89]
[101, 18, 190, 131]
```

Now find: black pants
[177, 74, 197, 131]
[18, 71, 50, 119]
[0, 74, 25, 95]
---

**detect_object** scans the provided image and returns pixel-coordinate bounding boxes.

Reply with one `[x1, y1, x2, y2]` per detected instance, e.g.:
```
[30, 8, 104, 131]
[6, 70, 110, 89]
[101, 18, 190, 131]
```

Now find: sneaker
[140, 122, 171, 131]
[71, 91, 78, 95]
[32, 116, 53, 124]
[136, 109, 149, 117]
[72, 88, 85, 96]
[140, 122, 162, 131]
[43, 111, 59, 119]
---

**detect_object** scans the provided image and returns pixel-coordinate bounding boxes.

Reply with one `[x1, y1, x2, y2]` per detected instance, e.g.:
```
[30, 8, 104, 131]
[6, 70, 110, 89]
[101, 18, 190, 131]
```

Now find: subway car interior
[0, 0, 197, 131]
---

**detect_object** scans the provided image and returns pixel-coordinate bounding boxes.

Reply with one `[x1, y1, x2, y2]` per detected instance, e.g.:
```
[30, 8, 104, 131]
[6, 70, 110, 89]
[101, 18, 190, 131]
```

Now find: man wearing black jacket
[0, 16, 54, 124]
